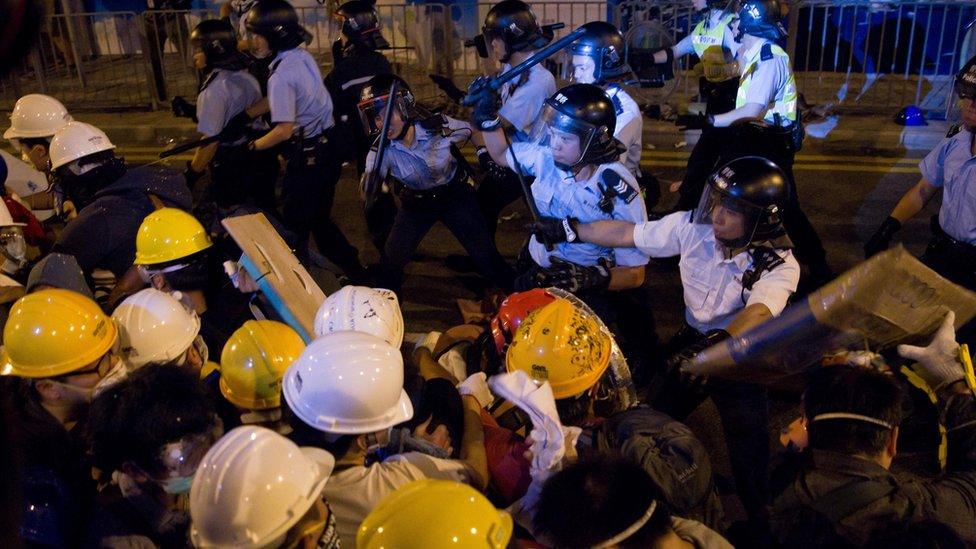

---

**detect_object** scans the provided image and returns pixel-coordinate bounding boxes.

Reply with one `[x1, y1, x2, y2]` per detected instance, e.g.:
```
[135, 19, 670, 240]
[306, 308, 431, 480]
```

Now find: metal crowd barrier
[2, 1, 974, 117]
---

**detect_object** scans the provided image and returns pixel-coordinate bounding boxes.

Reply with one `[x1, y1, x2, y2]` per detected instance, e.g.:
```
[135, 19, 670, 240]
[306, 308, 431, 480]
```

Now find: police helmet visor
[693, 183, 764, 248]
[357, 93, 411, 136]
[532, 103, 602, 167]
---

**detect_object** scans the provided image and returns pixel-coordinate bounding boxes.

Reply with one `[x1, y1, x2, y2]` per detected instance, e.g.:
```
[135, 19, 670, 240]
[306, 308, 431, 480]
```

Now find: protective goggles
[152, 418, 223, 480]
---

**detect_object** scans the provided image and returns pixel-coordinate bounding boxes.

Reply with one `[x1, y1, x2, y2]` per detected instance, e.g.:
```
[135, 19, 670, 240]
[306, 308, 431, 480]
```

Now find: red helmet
[490, 289, 557, 354]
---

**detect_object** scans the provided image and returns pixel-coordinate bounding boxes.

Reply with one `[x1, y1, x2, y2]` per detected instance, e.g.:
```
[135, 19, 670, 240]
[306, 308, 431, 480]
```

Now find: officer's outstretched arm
[480, 127, 512, 169]
[891, 177, 939, 224]
[252, 121, 294, 151]
[578, 220, 637, 248]
[727, 303, 772, 336]
[711, 102, 765, 127]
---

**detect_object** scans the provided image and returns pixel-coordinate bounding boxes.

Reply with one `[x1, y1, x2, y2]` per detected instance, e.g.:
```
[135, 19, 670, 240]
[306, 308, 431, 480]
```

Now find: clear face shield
[693, 182, 765, 249]
[357, 92, 411, 137]
[148, 418, 223, 495]
[0, 226, 28, 271]
[531, 103, 601, 169]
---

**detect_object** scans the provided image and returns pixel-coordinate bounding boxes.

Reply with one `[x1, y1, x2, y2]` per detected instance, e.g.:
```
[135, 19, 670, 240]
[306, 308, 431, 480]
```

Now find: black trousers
[652, 324, 771, 524]
[210, 144, 279, 216]
[380, 182, 516, 293]
[282, 133, 364, 278]
[476, 167, 529, 239]
[677, 125, 830, 276]
[143, 11, 189, 102]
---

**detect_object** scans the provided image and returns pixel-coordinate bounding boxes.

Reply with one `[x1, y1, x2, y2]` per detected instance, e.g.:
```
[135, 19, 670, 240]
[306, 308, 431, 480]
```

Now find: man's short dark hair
[804, 366, 903, 456]
[533, 456, 671, 548]
[555, 391, 593, 427]
[87, 364, 216, 474]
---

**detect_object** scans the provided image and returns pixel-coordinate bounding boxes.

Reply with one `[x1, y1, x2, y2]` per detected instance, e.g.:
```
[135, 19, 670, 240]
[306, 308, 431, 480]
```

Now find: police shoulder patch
[606, 170, 638, 204]
[760, 43, 774, 61]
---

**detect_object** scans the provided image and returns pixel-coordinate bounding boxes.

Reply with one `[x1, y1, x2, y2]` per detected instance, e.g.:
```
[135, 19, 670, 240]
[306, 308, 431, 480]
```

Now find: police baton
[362, 79, 399, 213]
[158, 135, 222, 158]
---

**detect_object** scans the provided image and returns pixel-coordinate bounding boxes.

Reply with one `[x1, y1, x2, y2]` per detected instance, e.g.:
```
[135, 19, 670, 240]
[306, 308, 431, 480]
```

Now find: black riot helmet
[244, 0, 312, 51]
[190, 19, 246, 70]
[569, 21, 631, 84]
[536, 84, 624, 170]
[479, 0, 552, 63]
[955, 54, 976, 101]
[357, 74, 418, 137]
[693, 156, 790, 248]
[337, 0, 390, 51]
[737, 0, 787, 41]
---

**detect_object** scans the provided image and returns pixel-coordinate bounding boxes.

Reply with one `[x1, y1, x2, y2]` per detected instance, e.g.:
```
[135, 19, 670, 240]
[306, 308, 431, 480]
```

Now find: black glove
[429, 74, 466, 104]
[675, 112, 713, 131]
[863, 216, 901, 258]
[527, 216, 579, 246]
[183, 161, 204, 188]
[219, 110, 254, 142]
[171, 96, 197, 122]
[540, 257, 610, 293]
[476, 147, 509, 181]
[464, 76, 501, 130]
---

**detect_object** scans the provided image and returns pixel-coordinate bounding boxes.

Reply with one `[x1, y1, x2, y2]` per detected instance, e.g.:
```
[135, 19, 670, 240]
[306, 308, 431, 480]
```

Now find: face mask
[159, 474, 195, 495]
[92, 358, 131, 398]
[364, 428, 392, 454]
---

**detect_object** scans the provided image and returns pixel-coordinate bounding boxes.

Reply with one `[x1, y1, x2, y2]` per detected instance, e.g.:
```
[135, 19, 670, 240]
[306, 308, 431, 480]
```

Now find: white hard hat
[313, 285, 404, 348]
[48, 121, 115, 171]
[283, 330, 413, 435]
[3, 94, 72, 140]
[190, 425, 335, 549]
[111, 288, 201, 368]
[0, 199, 25, 228]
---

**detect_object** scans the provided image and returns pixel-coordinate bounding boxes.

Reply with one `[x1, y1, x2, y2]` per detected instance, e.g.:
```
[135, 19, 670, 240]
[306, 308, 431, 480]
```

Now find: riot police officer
[674, 0, 832, 289]
[241, 0, 367, 281]
[358, 74, 515, 293]
[865, 56, 976, 289]
[474, 83, 649, 313]
[324, 0, 395, 255]
[184, 19, 278, 214]
[471, 0, 557, 238]
[651, 0, 740, 115]
[531, 156, 800, 536]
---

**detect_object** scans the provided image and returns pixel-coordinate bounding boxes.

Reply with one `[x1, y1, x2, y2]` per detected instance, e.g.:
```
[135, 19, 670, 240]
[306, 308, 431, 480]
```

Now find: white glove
[458, 372, 493, 409]
[898, 310, 964, 390]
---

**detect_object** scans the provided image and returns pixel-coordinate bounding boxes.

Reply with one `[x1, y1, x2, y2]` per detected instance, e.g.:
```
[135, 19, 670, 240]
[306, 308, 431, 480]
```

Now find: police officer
[475, 83, 649, 313]
[46, 122, 193, 281]
[675, 0, 832, 289]
[864, 55, 976, 292]
[184, 19, 278, 215]
[531, 156, 800, 535]
[241, 0, 367, 281]
[324, 0, 395, 255]
[359, 74, 515, 293]
[651, 0, 740, 115]
[471, 0, 557, 238]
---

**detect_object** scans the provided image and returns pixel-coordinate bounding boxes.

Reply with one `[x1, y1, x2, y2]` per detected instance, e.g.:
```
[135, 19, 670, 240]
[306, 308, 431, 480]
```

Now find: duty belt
[396, 168, 467, 201]
[930, 217, 976, 265]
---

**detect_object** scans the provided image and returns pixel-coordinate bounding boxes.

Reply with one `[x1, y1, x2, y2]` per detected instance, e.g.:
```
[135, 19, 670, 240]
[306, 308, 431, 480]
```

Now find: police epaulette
[760, 43, 774, 61]
[946, 124, 961, 138]
[199, 71, 219, 93]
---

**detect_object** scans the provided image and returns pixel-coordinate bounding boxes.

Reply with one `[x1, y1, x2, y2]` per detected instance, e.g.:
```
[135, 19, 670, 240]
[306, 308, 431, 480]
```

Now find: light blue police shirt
[506, 141, 649, 269]
[268, 48, 335, 138]
[921, 127, 976, 244]
[364, 116, 473, 191]
[196, 69, 264, 138]
[499, 63, 556, 142]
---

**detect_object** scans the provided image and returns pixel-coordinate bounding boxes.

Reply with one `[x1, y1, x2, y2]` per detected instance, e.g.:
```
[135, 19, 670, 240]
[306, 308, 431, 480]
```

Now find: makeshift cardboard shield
[221, 213, 325, 342]
[684, 246, 976, 383]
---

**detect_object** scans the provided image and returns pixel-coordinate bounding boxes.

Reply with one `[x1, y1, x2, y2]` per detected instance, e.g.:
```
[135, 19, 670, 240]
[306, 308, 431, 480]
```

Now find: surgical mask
[92, 358, 132, 398]
[159, 474, 195, 495]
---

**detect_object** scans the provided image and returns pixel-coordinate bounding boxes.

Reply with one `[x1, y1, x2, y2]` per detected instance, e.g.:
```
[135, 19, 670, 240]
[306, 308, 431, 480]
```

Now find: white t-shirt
[323, 452, 470, 544]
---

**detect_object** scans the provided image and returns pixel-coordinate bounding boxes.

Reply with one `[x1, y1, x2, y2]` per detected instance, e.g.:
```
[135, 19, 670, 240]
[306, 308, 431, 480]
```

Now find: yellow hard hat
[2, 288, 118, 378]
[219, 320, 305, 410]
[357, 479, 513, 549]
[134, 208, 213, 265]
[505, 298, 612, 399]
